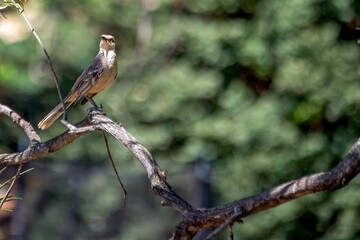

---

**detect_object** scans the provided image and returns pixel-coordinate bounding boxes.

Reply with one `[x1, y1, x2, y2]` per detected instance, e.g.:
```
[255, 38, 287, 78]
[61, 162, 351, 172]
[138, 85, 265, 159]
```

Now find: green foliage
[0, 0, 27, 12]
[0, 167, 33, 212]
[1, 0, 360, 239]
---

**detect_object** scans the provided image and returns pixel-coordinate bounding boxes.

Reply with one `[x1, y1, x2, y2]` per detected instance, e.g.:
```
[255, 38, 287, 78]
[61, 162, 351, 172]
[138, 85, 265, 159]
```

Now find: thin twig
[60, 119, 96, 134]
[9, 0, 67, 121]
[229, 225, 234, 240]
[101, 132, 127, 208]
[0, 164, 23, 209]
[204, 207, 241, 240]
[0, 168, 34, 189]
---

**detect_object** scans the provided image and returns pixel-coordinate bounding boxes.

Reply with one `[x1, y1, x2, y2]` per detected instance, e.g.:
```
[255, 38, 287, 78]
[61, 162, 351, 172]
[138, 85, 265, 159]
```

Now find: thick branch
[0, 104, 194, 214]
[1, 103, 360, 240]
[172, 140, 360, 238]
[0, 104, 40, 143]
[87, 110, 195, 214]
[0, 104, 90, 165]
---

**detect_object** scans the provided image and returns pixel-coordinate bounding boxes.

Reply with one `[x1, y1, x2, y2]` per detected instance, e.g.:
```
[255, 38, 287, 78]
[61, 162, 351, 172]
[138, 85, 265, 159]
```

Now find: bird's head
[100, 34, 116, 51]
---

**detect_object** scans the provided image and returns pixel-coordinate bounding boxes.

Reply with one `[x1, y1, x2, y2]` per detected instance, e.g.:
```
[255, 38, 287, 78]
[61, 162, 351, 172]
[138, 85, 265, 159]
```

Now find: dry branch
[1, 103, 360, 239]
[0, 104, 90, 165]
[8, 0, 67, 119]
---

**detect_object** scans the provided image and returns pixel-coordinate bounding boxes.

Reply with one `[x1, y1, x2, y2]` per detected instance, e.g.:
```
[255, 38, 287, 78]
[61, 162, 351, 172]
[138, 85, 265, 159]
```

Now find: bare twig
[9, 0, 67, 121]
[0, 168, 34, 189]
[204, 208, 241, 240]
[0, 164, 23, 209]
[101, 132, 127, 208]
[229, 225, 234, 240]
[60, 119, 97, 134]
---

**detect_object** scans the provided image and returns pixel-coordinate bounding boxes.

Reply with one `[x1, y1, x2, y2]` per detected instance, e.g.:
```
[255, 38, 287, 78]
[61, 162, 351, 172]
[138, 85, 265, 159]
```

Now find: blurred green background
[1, 0, 360, 239]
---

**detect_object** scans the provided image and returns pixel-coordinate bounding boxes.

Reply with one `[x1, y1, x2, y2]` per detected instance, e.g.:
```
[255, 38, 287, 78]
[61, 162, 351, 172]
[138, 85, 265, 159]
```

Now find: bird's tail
[38, 101, 73, 130]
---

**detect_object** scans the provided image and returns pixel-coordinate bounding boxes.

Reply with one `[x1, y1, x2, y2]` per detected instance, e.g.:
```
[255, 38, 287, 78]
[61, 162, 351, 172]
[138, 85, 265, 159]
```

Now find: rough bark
[1, 103, 360, 239]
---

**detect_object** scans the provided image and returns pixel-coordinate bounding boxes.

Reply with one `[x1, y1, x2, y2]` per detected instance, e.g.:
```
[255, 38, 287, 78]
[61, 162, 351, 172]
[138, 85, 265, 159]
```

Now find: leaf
[19, 167, 34, 176]
[0, 209, 13, 212]
[0, 2, 14, 10]
[0, 167, 7, 175]
[0, 168, 34, 189]
[18, 0, 24, 8]
[5, 197, 22, 202]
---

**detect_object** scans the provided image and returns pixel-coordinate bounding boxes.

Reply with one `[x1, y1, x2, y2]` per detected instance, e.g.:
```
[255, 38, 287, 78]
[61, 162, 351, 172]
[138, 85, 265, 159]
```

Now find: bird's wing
[67, 53, 105, 103]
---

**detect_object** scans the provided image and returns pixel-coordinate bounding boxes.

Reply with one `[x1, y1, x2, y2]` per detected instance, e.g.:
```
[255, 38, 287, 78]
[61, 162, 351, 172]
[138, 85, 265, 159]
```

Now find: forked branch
[1, 104, 360, 239]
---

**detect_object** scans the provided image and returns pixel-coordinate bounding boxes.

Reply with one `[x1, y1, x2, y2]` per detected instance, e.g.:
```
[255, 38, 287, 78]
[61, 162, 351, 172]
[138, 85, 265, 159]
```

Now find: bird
[38, 34, 118, 130]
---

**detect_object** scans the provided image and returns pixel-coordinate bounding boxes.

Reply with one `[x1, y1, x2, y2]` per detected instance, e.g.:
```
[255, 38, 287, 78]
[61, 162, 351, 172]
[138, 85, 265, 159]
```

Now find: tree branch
[0, 164, 23, 209]
[1, 103, 360, 239]
[171, 140, 360, 238]
[8, 0, 67, 120]
[0, 104, 40, 143]
[0, 104, 90, 166]
[204, 207, 241, 240]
